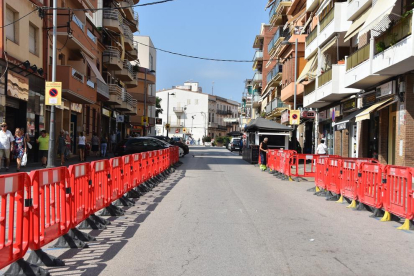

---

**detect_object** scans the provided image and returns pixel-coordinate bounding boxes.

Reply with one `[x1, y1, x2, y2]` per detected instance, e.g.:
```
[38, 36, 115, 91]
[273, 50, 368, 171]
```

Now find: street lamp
[143, 69, 156, 137]
[200, 112, 207, 138]
[166, 92, 175, 137]
[281, 38, 299, 151]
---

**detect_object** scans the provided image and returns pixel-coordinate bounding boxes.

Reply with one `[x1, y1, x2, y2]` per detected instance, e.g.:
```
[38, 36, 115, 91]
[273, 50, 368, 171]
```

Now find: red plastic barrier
[141, 152, 149, 181]
[358, 162, 384, 209]
[30, 167, 70, 250]
[289, 154, 317, 178]
[147, 151, 154, 179]
[122, 155, 134, 194]
[383, 166, 413, 219]
[132, 153, 143, 187]
[325, 158, 343, 194]
[67, 163, 91, 229]
[315, 155, 338, 190]
[109, 157, 124, 200]
[268, 150, 276, 171]
[0, 173, 30, 268]
[152, 150, 159, 177]
[90, 159, 111, 212]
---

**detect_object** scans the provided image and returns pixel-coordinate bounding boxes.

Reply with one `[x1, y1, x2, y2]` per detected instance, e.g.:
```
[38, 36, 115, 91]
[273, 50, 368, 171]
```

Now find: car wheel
[179, 148, 185, 158]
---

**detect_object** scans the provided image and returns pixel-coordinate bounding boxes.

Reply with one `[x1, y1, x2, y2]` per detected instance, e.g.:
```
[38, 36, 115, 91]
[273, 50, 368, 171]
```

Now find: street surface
[4, 146, 414, 275]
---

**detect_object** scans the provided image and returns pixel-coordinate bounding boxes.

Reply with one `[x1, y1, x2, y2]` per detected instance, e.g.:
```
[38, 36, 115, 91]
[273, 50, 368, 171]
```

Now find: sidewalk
[0, 154, 114, 175]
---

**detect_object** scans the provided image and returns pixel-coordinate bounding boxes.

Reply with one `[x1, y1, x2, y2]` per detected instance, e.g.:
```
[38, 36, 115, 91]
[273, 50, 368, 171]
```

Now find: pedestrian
[239, 138, 243, 156]
[316, 139, 328, 155]
[65, 131, 71, 160]
[14, 128, 26, 172]
[259, 137, 269, 171]
[101, 133, 108, 157]
[58, 130, 66, 166]
[111, 132, 117, 154]
[36, 130, 49, 168]
[0, 122, 14, 171]
[78, 132, 86, 162]
[198, 138, 200, 145]
[91, 132, 100, 156]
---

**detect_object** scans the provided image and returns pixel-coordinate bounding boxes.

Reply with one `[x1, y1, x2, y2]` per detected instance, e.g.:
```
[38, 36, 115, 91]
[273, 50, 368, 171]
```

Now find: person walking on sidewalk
[0, 122, 14, 171]
[91, 132, 100, 156]
[78, 132, 86, 162]
[65, 131, 71, 160]
[259, 138, 269, 171]
[14, 128, 26, 172]
[111, 132, 117, 154]
[100, 133, 108, 157]
[36, 130, 49, 167]
[58, 130, 66, 166]
[316, 139, 328, 155]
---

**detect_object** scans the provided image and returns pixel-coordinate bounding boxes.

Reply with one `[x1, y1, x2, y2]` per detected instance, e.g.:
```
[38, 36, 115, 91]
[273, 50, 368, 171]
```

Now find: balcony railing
[71, 68, 84, 83]
[318, 68, 333, 87]
[269, 0, 292, 20]
[320, 8, 334, 32]
[253, 72, 262, 82]
[208, 122, 218, 128]
[305, 27, 317, 46]
[374, 13, 412, 55]
[304, 80, 316, 96]
[87, 29, 97, 43]
[109, 84, 123, 101]
[103, 9, 123, 25]
[267, 64, 283, 83]
[122, 24, 133, 41]
[103, 46, 121, 59]
[123, 60, 134, 75]
[173, 107, 184, 112]
[267, 27, 284, 53]
[218, 125, 227, 130]
[86, 79, 95, 88]
[226, 110, 233, 115]
[72, 14, 84, 30]
[346, 44, 370, 71]
[253, 50, 263, 60]
[97, 79, 109, 99]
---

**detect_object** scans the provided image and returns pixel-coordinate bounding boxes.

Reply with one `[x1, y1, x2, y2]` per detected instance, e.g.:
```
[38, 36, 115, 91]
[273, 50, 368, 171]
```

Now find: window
[29, 24, 38, 55]
[187, 99, 191, 105]
[149, 54, 154, 70]
[177, 115, 181, 125]
[6, 8, 16, 43]
[195, 99, 199, 105]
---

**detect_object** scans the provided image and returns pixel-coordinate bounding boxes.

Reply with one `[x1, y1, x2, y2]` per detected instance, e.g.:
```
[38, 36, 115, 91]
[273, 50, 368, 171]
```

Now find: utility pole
[47, 0, 57, 168]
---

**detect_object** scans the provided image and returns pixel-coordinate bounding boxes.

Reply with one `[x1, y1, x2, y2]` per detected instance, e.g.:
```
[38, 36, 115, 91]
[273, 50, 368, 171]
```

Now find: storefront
[318, 109, 334, 154]
[101, 107, 111, 136]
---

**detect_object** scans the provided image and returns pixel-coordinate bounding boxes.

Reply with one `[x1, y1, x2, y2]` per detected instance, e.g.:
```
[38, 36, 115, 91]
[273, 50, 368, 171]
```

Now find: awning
[297, 54, 317, 83]
[301, 12, 314, 34]
[287, 8, 306, 24]
[355, 98, 393, 122]
[377, 99, 397, 111]
[265, 0, 275, 10]
[83, 54, 106, 84]
[333, 107, 368, 131]
[321, 36, 337, 54]
[344, 8, 372, 42]
[358, 0, 398, 38]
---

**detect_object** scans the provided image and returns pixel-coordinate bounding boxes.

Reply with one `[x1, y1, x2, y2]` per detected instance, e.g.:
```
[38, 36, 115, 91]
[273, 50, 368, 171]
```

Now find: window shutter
[29, 25, 36, 54]
[6, 9, 15, 41]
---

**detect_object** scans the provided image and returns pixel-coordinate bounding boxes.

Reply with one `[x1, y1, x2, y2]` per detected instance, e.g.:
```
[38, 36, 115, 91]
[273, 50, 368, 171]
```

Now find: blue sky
[136, 0, 268, 102]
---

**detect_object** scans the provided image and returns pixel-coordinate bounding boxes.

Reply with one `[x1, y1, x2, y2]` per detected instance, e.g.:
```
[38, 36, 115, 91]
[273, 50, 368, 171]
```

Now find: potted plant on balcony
[376, 41, 386, 53]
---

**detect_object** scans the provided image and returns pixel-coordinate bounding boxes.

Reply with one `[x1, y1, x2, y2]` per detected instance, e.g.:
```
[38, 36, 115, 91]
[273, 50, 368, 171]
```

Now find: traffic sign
[175, 129, 180, 133]
[45, 82, 62, 106]
[183, 128, 187, 133]
[290, 110, 300, 125]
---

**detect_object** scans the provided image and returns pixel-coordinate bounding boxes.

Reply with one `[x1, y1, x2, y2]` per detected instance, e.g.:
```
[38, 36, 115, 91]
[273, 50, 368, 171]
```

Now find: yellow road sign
[45, 82, 62, 106]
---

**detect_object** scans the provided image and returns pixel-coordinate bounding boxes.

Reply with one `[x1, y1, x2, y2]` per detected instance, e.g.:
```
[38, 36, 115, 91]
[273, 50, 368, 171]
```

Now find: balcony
[226, 110, 233, 115]
[73, 0, 97, 10]
[218, 125, 227, 130]
[269, 0, 292, 26]
[281, 82, 305, 102]
[317, 3, 351, 48]
[120, 0, 135, 21]
[268, 27, 288, 56]
[115, 60, 134, 81]
[54, 65, 96, 104]
[103, 10, 123, 34]
[124, 72, 138, 88]
[306, 0, 318, 12]
[103, 46, 122, 70]
[216, 110, 227, 115]
[122, 23, 134, 51]
[173, 107, 185, 113]
[137, 68, 156, 84]
[304, 64, 359, 108]
[265, 97, 289, 117]
[127, 47, 138, 61]
[253, 72, 262, 83]
[253, 50, 263, 70]
[107, 84, 123, 106]
[305, 28, 318, 59]
[97, 79, 109, 100]
[266, 64, 283, 87]
[57, 12, 97, 56]
[304, 80, 316, 96]
[208, 122, 218, 128]
[147, 95, 156, 106]
[347, 0, 371, 21]
[346, 44, 369, 71]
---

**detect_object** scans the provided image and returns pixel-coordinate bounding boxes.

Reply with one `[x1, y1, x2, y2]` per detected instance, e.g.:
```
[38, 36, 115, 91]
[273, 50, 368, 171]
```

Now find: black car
[151, 136, 189, 155]
[114, 137, 173, 157]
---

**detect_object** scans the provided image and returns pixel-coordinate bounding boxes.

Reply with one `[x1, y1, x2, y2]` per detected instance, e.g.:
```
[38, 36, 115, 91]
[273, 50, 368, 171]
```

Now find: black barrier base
[26, 249, 65, 267]
[370, 208, 385, 218]
[354, 202, 370, 212]
[314, 189, 328, 197]
[4, 259, 50, 276]
[100, 204, 125, 216]
[126, 188, 141, 198]
[307, 186, 317, 192]
[53, 232, 88, 249]
[78, 215, 107, 230]
[113, 196, 135, 207]
[326, 192, 339, 201]
[69, 228, 96, 242]
[138, 184, 149, 193]
[91, 214, 111, 225]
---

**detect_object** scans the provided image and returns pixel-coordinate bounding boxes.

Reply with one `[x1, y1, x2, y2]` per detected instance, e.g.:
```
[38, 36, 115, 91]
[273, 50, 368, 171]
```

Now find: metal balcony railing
[304, 80, 316, 96]
[268, 27, 284, 53]
[109, 84, 123, 100]
[103, 46, 121, 59]
[253, 50, 263, 60]
[122, 23, 133, 41]
[253, 72, 262, 82]
[374, 13, 412, 54]
[97, 79, 109, 98]
[346, 44, 370, 71]
[320, 8, 334, 32]
[267, 64, 283, 83]
[173, 107, 184, 112]
[305, 27, 317, 46]
[318, 68, 333, 87]
[103, 9, 123, 25]
[123, 60, 134, 75]
[268, 0, 291, 20]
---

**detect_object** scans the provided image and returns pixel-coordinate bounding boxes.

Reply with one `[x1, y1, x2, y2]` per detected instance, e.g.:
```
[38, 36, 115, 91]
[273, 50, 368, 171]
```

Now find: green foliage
[203, 136, 212, 142]
[376, 41, 386, 53]
[156, 97, 163, 117]
[215, 136, 225, 143]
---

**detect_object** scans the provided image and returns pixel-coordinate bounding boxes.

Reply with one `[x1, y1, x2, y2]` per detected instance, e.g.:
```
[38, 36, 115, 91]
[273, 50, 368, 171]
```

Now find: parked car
[114, 137, 179, 157]
[229, 137, 241, 152]
[151, 136, 189, 155]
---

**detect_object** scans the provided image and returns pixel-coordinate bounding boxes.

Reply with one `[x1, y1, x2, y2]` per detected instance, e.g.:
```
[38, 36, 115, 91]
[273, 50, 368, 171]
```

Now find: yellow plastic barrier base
[289, 176, 293, 182]
[336, 195, 344, 203]
[397, 219, 413, 230]
[315, 186, 320, 192]
[346, 200, 357, 209]
[381, 211, 391, 222]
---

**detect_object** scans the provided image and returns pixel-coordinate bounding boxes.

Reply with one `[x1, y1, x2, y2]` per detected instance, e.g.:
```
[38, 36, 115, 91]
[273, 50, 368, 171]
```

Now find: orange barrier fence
[0, 146, 180, 271]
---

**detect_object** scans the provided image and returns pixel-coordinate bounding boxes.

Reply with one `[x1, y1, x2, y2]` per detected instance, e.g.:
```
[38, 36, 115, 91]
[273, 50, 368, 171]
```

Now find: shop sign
[301, 110, 316, 119]
[45, 82, 62, 105]
[113, 111, 119, 119]
[363, 91, 376, 107]
[7, 71, 29, 101]
[155, 118, 162, 125]
[334, 105, 341, 117]
[289, 110, 300, 125]
[281, 110, 289, 124]
[342, 98, 357, 112]
[116, 115, 124, 123]
[376, 81, 395, 98]
[132, 125, 143, 130]
[102, 108, 111, 117]
[335, 122, 347, 131]
[318, 110, 327, 122]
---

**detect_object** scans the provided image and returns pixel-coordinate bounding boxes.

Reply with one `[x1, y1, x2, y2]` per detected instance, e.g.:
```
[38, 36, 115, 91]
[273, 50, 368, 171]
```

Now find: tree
[156, 97, 163, 117]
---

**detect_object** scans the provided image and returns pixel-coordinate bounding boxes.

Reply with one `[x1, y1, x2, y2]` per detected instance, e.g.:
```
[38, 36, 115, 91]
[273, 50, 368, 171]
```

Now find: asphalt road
[7, 146, 414, 275]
